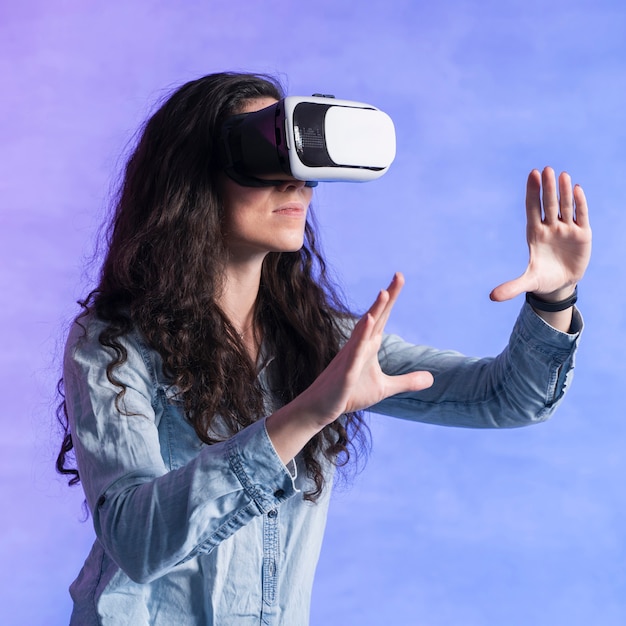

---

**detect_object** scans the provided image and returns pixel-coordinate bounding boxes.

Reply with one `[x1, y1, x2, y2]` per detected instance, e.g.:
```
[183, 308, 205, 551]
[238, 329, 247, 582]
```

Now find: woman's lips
[273, 203, 306, 216]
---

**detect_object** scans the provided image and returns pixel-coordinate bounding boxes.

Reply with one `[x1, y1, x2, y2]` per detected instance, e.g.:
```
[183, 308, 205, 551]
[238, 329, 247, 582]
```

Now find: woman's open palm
[298, 273, 434, 428]
[490, 167, 592, 302]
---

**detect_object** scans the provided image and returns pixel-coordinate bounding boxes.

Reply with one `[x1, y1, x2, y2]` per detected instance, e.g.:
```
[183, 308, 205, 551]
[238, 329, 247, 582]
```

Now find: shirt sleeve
[370, 302, 583, 428]
[63, 316, 298, 584]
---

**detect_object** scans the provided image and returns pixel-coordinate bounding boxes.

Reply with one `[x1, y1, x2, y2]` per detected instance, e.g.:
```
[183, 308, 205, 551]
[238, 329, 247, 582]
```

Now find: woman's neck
[218, 258, 264, 361]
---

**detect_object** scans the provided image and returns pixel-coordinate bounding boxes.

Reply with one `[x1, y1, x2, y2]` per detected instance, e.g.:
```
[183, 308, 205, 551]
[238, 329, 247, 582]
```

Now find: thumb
[490, 274, 534, 302]
[385, 370, 434, 396]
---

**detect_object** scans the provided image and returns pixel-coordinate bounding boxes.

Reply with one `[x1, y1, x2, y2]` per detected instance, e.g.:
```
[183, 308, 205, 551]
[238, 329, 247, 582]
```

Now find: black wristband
[525, 285, 578, 312]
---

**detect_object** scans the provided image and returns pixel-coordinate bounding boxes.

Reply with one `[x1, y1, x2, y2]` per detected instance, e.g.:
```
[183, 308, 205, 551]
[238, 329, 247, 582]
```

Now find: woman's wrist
[525, 285, 578, 312]
[265, 397, 331, 465]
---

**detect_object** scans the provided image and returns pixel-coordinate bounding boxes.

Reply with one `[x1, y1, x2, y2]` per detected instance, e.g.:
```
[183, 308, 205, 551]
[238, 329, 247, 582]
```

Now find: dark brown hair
[56, 72, 368, 501]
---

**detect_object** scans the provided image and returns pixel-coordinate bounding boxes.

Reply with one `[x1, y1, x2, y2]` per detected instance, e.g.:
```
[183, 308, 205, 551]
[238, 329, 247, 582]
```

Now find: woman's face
[220, 97, 314, 262]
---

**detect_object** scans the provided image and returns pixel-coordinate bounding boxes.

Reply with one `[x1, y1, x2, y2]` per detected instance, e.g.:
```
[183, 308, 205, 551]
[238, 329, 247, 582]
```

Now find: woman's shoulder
[66, 308, 107, 342]
[63, 309, 167, 393]
[64, 309, 149, 366]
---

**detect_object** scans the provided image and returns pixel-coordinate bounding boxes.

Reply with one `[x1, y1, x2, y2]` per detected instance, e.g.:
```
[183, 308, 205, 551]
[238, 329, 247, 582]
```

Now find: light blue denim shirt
[64, 303, 582, 625]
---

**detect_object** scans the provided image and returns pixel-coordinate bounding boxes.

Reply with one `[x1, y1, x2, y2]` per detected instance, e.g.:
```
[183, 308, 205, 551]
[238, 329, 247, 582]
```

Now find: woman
[57, 72, 591, 625]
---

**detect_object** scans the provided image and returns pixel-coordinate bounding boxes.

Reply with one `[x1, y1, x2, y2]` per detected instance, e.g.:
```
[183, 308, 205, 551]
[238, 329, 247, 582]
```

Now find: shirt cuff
[519, 301, 583, 353]
[226, 418, 299, 514]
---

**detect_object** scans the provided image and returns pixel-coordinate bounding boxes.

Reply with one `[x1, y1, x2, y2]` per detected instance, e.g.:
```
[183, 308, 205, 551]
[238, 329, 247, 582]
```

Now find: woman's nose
[275, 178, 308, 192]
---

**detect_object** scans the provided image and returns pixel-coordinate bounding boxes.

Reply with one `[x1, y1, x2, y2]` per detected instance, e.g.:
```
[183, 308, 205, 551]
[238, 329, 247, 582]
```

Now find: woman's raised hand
[490, 167, 591, 302]
[299, 272, 433, 426]
[266, 273, 434, 463]
[489, 167, 591, 331]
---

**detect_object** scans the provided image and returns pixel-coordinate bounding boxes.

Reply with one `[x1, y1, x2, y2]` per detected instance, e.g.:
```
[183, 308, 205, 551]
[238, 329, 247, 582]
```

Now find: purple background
[2, 1, 626, 624]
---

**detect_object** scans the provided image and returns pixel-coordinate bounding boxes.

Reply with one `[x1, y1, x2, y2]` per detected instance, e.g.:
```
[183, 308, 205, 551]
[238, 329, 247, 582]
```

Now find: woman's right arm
[67, 276, 430, 582]
[65, 320, 298, 584]
[266, 273, 434, 463]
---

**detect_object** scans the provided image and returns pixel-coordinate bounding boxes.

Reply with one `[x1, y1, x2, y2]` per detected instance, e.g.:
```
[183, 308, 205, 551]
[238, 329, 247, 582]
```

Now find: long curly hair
[56, 72, 369, 501]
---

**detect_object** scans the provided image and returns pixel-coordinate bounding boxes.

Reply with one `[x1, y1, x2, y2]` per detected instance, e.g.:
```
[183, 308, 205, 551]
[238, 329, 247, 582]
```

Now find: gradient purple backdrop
[2, 1, 626, 624]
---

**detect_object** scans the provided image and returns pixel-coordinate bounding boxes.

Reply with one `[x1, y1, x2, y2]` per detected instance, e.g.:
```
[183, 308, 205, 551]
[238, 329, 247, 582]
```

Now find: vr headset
[219, 95, 396, 187]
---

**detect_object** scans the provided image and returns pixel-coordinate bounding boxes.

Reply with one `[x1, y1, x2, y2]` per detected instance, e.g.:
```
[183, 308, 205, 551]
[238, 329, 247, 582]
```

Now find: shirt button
[268, 509, 278, 518]
[274, 489, 285, 498]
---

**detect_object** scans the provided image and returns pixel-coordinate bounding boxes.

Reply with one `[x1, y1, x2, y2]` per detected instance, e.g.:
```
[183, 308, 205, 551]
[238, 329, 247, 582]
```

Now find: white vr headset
[219, 95, 396, 187]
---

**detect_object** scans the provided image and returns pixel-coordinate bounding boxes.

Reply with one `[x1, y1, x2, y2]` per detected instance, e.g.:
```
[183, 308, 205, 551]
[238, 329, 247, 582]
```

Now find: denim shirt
[64, 303, 582, 625]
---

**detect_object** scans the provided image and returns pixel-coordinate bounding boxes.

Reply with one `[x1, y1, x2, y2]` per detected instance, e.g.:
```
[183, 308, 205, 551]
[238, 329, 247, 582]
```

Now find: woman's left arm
[490, 167, 592, 332]
[372, 302, 581, 429]
[369, 167, 590, 429]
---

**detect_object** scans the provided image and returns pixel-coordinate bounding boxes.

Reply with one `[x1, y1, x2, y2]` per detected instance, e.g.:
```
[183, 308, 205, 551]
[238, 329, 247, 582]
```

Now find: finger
[342, 312, 379, 369]
[541, 166, 559, 225]
[365, 289, 391, 328]
[351, 310, 375, 338]
[525, 169, 543, 229]
[385, 271, 405, 303]
[373, 272, 404, 335]
[573, 184, 590, 229]
[559, 171, 574, 222]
